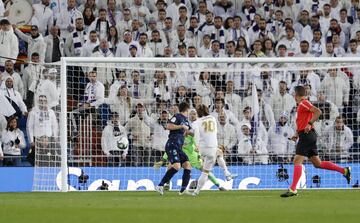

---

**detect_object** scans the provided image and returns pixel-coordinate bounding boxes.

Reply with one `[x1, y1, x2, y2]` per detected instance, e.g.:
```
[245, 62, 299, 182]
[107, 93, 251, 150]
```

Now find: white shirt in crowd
[1, 128, 26, 155]
[27, 106, 58, 144]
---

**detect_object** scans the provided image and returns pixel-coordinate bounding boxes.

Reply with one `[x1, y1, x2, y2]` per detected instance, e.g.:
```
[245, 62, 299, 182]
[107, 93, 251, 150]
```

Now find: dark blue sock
[180, 169, 191, 192]
[159, 168, 178, 186]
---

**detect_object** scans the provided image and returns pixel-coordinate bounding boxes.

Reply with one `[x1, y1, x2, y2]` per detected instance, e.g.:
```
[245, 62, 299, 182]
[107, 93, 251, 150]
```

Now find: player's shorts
[165, 140, 189, 164]
[296, 129, 318, 158]
[200, 149, 217, 171]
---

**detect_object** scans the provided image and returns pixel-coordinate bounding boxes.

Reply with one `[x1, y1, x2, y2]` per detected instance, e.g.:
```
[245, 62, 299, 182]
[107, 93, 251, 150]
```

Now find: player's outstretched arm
[166, 123, 189, 131]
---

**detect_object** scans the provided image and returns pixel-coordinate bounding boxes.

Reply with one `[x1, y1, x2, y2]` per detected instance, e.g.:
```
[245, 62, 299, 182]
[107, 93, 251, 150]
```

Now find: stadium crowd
[0, 0, 360, 167]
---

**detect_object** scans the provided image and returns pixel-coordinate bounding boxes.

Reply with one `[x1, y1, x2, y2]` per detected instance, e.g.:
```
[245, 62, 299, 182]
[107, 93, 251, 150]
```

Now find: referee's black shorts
[296, 129, 318, 158]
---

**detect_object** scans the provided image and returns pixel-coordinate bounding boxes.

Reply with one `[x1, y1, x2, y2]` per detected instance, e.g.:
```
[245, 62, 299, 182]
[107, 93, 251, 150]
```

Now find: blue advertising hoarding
[0, 164, 359, 192]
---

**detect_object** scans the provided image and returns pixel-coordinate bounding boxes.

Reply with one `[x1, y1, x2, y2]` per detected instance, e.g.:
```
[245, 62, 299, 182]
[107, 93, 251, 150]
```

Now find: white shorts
[200, 148, 217, 171]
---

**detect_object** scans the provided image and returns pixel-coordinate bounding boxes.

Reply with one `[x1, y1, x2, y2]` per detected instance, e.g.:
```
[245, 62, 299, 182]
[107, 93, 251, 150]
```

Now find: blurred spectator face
[226, 42, 235, 54]
[160, 112, 169, 121]
[300, 42, 309, 53]
[286, 29, 294, 39]
[30, 27, 39, 37]
[155, 70, 165, 80]
[243, 109, 252, 120]
[50, 26, 59, 36]
[177, 26, 186, 37]
[139, 35, 147, 45]
[87, 0, 95, 6]
[226, 81, 234, 93]
[328, 68, 337, 77]
[75, 19, 84, 30]
[132, 20, 140, 30]
[275, 11, 283, 21]
[278, 47, 287, 57]
[189, 110, 197, 122]
[108, 0, 116, 10]
[178, 86, 186, 96]
[244, 0, 252, 8]
[310, 16, 319, 27]
[313, 31, 322, 41]
[5, 77, 13, 89]
[326, 43, 334, 54]
[164, 18, 172, 29]
[241, 125, 250, 136]
[253, 41, 262, 51]
[158, 10, 166, 20]
[109, 27, 117, 37]
[214, 17, 223, 29]
[136, 104, 145, 115]
[234, 50, 243, 57]
[178, 46, 186, 55]
[100, 39, 109, 49]
[216, 90, 225, 99]
[264, 39, 273, 50]
[300, 11, 309, 22]
[130, 46, 137, 56]
[8, 117, 18, 130]
[38, 96, 48, 110]
[31, 54, 40, 63]
[279, 82, 287, 94]
[356, 31, 360, 41]
[188, 48, 197, 57]
[90, 32, 98, 42]
[5, 61, 13, 73]
[300, 70, 309, 78]
[179, 8, 187, 19]
[219, 112, 227, 125]
[340, 10, 347, 21]
[132, 71, 140, 83]
[211, 42, 220, 53]
[151, 31, 160, 41]
[279, 116, 288, 125]
[193, 95, 202, 106]
[254, 14, 261, 24]
[215, 100, 223, 111]
[304, 85, 311, 96]
[205, 13, 213, 23]
[119, 86, 128, 97]
[259, 19, 267, 30]
[88, 72, 97, 83]
[67, 0, 76, 9]
[190, 18, 198, 28]
[203, 35, 211, 45]
[42, 0, 50, 6]
[349, 41, 357, 52]
[284, 19, 293, 29]
[164, 47, 172, 56]
[123, 10, 131, 20]
[332, 34, 340, 44]
[330, 0, 338, 7]
[317, 91, 326, 102]
[156, 1, 165, 10]
[234, 17, 241, 28]
[330, 20, 338, 30]
[201, 71, 210, 80]
[199, 2, 207, 13]
[170, 105, 179, 114]
[335, 117, 344, 131]
[84, 8, 93, 18]
[323, 5, 331, 16]
[99, 10, 107, 21]
[124, 31, 132, 42]
[134, 0, 142, 6]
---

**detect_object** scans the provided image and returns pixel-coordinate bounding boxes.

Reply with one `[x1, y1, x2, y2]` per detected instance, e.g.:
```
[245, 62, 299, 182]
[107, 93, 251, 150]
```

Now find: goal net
[32, 57, 360, 191]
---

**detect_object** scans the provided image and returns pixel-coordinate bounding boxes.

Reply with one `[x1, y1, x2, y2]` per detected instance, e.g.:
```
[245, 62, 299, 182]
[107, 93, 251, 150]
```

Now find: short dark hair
[294, 86, 306, 97]
[179, 102, 190, 113]
[196, 104, 209, 118]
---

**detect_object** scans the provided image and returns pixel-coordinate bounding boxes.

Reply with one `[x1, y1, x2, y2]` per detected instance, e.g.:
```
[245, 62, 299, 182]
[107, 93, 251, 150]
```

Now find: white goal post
[34, 57, 360, 192]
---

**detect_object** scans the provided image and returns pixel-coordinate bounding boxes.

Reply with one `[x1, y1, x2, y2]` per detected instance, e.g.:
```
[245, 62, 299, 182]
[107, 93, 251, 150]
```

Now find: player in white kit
[192, 104, 218, 196]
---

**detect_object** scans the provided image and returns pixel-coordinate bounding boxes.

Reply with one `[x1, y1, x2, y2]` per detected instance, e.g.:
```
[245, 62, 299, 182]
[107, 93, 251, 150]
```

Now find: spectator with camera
[101, 112, 128, 167]
[1, 116, 26, 166]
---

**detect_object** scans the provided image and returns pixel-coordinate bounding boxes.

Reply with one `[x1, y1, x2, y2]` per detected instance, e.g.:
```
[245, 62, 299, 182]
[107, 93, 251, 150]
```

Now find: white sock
[217, 156, 231, 176]
[195, 172, 208, 194]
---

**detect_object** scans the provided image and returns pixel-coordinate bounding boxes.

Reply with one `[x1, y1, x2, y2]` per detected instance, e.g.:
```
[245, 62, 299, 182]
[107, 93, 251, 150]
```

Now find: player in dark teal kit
[155, 102, 192, 195]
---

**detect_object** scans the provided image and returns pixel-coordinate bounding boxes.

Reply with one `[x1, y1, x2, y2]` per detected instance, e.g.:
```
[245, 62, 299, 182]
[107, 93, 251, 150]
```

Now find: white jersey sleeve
[193, 115, 218, 151]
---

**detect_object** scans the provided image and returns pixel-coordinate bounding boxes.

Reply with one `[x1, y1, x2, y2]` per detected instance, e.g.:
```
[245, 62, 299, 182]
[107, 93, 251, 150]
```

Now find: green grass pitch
[0, 190, 359, 223]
